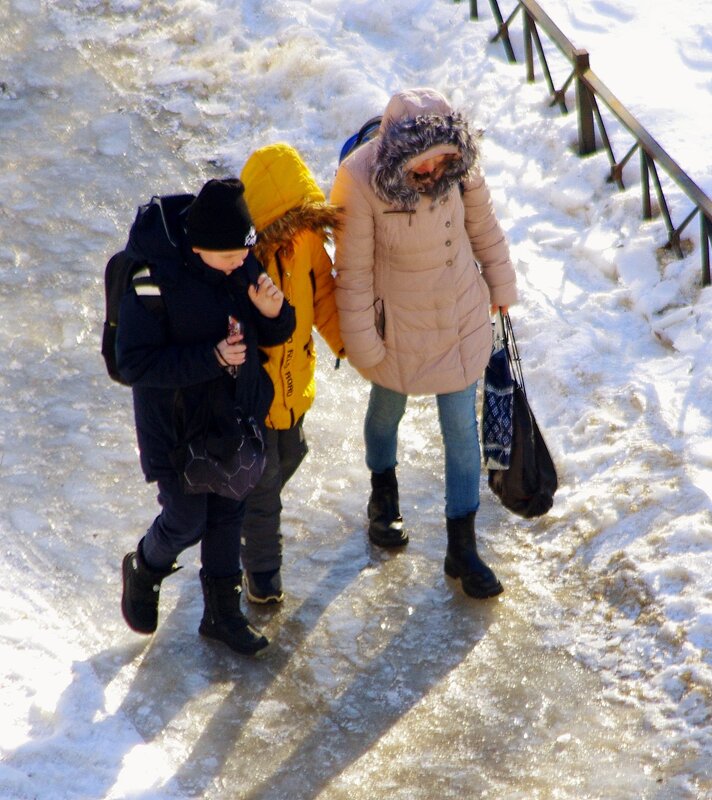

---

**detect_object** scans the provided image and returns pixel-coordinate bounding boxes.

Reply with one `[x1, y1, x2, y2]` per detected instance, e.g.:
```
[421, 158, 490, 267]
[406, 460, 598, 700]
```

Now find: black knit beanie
[185, 178, 257, 250]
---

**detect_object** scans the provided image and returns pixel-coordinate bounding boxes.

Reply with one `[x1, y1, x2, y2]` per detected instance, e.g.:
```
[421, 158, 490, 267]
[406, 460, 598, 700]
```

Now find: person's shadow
[144, 526, 499, 799]
[4, 508, 498, 800]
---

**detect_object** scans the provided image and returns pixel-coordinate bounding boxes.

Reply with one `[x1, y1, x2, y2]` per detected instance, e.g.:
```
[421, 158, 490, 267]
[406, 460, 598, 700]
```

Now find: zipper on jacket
[275, 251, 285, 284]
[270, 250, 293, 421]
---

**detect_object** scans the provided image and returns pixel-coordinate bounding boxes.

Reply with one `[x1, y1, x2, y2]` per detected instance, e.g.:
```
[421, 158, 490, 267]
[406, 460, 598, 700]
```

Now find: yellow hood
[240, 143, 326, 231]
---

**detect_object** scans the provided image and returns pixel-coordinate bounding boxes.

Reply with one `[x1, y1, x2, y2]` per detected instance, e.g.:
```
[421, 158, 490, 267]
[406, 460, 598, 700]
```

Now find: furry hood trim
[252, 200, 341, 263]
[240, 142, 340, 261]
[371, 92, 480, 209]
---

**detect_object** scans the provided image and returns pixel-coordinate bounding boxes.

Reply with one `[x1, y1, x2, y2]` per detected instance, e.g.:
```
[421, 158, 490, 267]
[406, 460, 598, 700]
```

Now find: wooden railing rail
[455, 0, 712, 286]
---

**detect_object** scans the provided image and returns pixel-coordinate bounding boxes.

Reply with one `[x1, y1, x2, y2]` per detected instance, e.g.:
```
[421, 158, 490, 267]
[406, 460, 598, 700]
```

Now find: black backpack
[101, 251, 163, 385]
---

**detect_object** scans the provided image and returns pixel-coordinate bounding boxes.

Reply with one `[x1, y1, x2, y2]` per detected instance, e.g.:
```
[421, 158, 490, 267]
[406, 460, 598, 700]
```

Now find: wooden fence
[455, 0, 712, 286]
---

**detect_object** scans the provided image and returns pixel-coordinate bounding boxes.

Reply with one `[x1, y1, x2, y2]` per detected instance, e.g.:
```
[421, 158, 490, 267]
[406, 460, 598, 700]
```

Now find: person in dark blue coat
[117, 178, 296, 656]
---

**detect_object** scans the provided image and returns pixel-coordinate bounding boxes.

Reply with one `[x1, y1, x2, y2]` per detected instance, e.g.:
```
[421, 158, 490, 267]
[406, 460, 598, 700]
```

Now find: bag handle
[497, 311, 527, 398]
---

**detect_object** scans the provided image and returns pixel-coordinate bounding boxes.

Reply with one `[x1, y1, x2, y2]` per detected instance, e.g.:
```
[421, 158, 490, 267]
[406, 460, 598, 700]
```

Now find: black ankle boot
[199, 570, 269, 656]
[444, 513, 503, 598]
[121, 540, 178, 634]
[367, 467, 408, 547]
[244, 568, 284, 604]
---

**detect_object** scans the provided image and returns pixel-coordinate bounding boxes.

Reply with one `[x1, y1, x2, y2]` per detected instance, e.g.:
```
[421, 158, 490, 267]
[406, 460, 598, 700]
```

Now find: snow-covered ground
[1, 0, 710, 797]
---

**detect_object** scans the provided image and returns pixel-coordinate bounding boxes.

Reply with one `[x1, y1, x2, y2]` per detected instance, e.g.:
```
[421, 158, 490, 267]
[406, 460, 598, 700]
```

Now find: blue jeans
[364, 382, 481, 519]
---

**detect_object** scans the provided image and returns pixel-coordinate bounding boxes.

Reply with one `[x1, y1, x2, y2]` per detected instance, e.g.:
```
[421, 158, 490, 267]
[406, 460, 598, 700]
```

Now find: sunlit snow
[1, 0, 711, 798]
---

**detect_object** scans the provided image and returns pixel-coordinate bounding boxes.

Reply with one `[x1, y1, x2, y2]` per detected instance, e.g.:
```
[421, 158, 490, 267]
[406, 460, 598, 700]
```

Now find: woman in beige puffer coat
[331, 87, 517, 599]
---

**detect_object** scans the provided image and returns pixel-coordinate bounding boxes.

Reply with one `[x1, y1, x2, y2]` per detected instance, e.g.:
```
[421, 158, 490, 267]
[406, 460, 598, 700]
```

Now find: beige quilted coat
[331, 88, 517, 395]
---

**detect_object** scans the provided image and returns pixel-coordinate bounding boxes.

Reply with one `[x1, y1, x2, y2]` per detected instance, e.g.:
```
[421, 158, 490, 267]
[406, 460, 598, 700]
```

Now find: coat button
[446, 259, 453, 266]
[445, 240, 451, 246]
[445, 221, 451, 228]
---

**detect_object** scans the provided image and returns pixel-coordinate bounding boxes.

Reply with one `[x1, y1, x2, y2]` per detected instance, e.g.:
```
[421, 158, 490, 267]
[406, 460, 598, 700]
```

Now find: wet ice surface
[1, 0, 711, 798]
[91, 541, 670, 800]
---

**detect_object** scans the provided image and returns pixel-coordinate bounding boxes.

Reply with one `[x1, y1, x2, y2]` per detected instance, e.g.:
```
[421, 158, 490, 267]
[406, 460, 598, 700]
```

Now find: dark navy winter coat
[116, 194, 296, 482]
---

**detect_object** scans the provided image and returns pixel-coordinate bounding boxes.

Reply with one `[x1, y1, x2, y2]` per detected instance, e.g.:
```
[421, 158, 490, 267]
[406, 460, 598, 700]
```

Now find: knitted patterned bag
[482, 313, 514, 470]
[172, 379, 266, 502]
[182, 418, 265, 501]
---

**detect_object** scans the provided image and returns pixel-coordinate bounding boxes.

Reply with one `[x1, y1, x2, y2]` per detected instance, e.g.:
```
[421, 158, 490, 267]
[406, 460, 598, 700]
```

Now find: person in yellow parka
[239, 143, 344, 603]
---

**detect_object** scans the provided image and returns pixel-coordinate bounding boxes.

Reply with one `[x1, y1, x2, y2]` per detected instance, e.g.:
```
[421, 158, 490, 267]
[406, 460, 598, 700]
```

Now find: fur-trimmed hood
[240, 143, 340, 263]
[371, 87, 480, 209]
[251, 200, 340, 264]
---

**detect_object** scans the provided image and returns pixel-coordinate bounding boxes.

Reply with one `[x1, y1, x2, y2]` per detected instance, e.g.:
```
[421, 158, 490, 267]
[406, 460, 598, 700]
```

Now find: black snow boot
[367, 467, 408, 547]
[444, 513, 503, 598]
[244, 568, 284, 604]
[121, 540, 179, 634]
[199, 570, 269, 656]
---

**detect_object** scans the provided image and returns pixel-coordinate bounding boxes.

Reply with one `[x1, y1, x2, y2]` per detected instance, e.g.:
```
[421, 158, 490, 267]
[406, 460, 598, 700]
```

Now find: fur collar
[371, 112, 480, 209]
[252, 200, 341, 263]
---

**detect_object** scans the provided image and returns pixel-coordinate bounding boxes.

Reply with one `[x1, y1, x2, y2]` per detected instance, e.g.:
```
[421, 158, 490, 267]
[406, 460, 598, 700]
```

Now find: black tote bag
[486, 313, 558, 518]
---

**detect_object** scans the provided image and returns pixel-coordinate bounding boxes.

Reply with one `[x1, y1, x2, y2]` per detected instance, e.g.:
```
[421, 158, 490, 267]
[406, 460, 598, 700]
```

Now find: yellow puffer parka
[241, 143, 344, 430]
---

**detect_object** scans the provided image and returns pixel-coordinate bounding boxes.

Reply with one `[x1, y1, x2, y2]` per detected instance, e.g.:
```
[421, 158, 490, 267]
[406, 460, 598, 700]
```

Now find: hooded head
[371, 87, 480, 209]
[185, 178, 257, 251]
[241, 143, 341, 261]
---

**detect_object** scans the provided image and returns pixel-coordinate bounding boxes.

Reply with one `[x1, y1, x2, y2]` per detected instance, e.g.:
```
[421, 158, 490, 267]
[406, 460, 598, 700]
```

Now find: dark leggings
[240, 416, 308, 573]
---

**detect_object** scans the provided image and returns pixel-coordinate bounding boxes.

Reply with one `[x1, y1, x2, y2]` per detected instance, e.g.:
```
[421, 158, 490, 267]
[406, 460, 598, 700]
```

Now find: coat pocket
[374, 297, 385, 340]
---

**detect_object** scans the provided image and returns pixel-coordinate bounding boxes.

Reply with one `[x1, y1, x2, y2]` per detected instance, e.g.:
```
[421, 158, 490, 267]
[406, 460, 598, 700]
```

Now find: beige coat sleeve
[462, 169, 518, 308]
[330, 164, 387, 370]
[309, 234, 344, 358]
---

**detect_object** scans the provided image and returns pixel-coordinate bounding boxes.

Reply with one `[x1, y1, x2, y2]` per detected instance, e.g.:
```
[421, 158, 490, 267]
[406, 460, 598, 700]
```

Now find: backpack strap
[131, 264, 164, 315]
[338, 115, 382, 163]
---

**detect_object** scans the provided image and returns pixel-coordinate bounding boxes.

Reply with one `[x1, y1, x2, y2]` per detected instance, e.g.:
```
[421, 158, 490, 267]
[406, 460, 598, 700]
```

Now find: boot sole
[243, 573, 285, 604]
[245, 588, 285, 605]
[198, 623, 270, 657]
[444, 561, 504, 599]
[461, 580, 504, 599]
[368, 535, 409, 548]
[367, 527, 409, 548]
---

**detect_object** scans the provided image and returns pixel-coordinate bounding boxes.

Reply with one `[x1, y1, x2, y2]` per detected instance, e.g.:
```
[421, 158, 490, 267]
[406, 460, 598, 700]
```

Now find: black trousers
[141, 472, 245, 577]
[240, 416, 308, 573]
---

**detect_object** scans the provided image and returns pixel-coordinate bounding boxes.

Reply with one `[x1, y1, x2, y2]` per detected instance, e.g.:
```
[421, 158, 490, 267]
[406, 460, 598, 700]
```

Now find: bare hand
[248, 273, 284, 319]
[491, 304, 509, 316]
[215, 330, 246, 369]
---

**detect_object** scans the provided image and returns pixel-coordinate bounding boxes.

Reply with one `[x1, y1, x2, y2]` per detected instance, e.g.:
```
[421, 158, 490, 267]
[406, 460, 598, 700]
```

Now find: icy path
[0, 1, 710, 798]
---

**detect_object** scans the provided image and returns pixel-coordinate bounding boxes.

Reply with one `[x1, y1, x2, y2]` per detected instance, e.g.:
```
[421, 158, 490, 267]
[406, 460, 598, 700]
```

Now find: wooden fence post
[523, 11, 534, 82]
[702, 215, 711, 286]
[574, 49, 595, 155]
[641, 150, 653, 219]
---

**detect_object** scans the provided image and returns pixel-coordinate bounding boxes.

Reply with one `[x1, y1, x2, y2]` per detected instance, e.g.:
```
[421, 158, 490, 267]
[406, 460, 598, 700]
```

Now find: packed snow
[0, 0, 710, 798]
